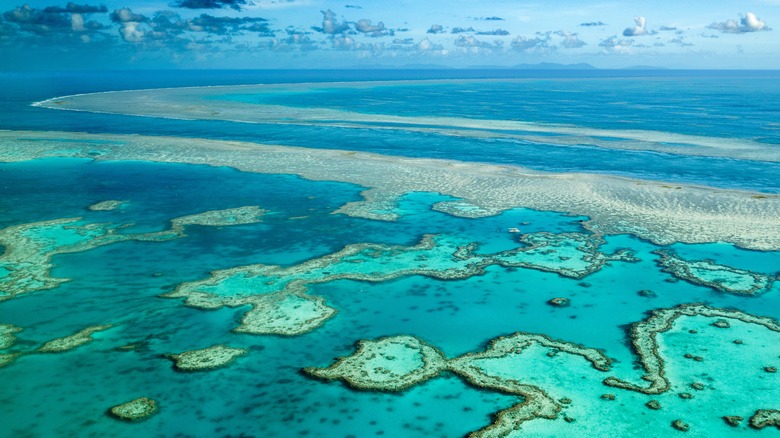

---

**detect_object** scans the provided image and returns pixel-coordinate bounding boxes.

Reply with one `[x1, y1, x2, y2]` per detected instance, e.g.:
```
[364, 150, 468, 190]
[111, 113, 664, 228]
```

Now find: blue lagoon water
[1, 70, 779, 437]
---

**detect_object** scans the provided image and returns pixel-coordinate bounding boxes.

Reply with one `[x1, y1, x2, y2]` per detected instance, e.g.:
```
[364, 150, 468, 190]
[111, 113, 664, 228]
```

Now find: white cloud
[511, 33, 551, 52]
[599, 36, 633, 54]
[623, 16, 652, 36]
[119, 21, 146, 42]
[71, 14, 85, 32]
[453, 35, 503, 54]
[555, 30, 586, 48]
[708, 12, 769, 33]
[427, 24, 444, 34]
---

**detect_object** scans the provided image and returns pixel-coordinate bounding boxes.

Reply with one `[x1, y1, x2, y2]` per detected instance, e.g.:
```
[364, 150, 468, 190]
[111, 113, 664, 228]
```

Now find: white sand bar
[33, 81, 780, 162]
[2, 129, 779, 250]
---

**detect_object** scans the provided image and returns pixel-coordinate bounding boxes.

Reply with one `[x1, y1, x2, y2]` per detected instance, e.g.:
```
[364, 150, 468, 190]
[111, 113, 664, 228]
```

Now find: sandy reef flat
[1, 129, 779, 251]
[34, 81, 780, 163]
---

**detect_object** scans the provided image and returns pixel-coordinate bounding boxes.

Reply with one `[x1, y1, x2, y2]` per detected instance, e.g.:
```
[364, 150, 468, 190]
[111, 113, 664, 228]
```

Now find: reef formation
[2, 130, 778, 251]
[0, 205, 266, 302]
[167, 345, 248, 372]
[109, 397, 158, 422]
[305, 303, 780, 436]
[654, 249, 776, 295]
[163, 231, 635, 336]
[0, 323, 114, 368]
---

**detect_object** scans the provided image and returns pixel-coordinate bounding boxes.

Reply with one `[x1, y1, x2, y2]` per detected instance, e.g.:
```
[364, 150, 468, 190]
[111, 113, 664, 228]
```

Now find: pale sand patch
[36, 324, 113, 353]
[2, 129, 779, 250]
[88, 200, 127, 211]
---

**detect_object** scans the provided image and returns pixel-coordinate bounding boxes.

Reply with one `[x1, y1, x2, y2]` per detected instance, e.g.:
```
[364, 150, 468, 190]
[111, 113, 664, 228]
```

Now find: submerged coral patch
[0, 205, 267, 302]
[0, 324, 22, 350]
[654, 249, 775, 295]
[306, 331, 611, 436]
[749, 409, 780, 430]
[109, 397, 157, 422]
[306, 304, 780, 435]
[167, 345, 247, 372]
[491, 232, 638, 279]
[36, 325, 113, 353]
[235, 293, 337, 336]
[88, 200, 127, 211]
[0, 353, 21, 368]
[304, 336, 447, 391]
[165, 231, 632, 336]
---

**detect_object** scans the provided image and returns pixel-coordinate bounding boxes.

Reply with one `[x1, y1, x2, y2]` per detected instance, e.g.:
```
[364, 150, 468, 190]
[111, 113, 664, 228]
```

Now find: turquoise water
[1, 71, 779, 436]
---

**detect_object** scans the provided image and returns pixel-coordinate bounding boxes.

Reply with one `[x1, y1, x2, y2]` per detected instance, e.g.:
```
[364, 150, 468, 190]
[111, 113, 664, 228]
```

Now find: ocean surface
[0, 70, 779, 437]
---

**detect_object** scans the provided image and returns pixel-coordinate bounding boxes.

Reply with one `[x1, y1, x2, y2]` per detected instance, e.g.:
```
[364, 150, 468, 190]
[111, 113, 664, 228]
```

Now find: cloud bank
[171, 0, 252, 11]
[708, 12, 769, 33]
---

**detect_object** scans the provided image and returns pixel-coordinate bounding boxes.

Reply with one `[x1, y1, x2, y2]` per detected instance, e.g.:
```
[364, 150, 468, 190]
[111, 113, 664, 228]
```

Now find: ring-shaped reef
[305, 303, 780, 436]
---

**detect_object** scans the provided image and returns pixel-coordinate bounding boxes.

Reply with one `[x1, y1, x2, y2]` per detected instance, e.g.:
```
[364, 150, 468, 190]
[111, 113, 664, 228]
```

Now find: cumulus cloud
[110, 8, 148, 23]
[43, 3, 107, 13]
[3, 3, 106, 36]
[511, 33, 551, 52]
[392, 37, 413, 44]
[451, 26, 475, 34]
[355, 18, 390, 37]
[345, 4, 362, 9]
[623, 16, 654, 36]
[331, 35, 386, 52]
[189, 14, 272, 36]
[110, 8, 152, 42]
[476, 16, 503, 21]
[476, 29, 509, 36]
[312, 9, 350, 35]
[150, 11, 188, 36]
[454, 34, 503, 53]
[659, 26, 677, 31]
[4, 4, 71, 33]
[427, 24, 444, 34]
[580, 21, 606, 27]
[268, 28, 318, 51]
[415, 37, 446, 54]
[599, 36, 633, 54]
[707, 12, 769, 33]
[670, 36, 693, 47]
[554, 30, 586, 48]
[171, 0, 252, 11]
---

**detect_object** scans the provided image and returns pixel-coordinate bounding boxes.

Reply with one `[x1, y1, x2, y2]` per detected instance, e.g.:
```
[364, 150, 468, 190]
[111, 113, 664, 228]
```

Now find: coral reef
[3, 129, 778, 250]
[0, 323, 21, 350]
[604, 304, 780, 394]
[305, 304, 780, 435]
[165, 231, 633, 336]
[37, 325, 113, 353]
[749, 410, 780, 430]
[0, 206, 266, 302]
[109, 397, 157, 422]
[167, 345, 248, 372]
[547, 298, 570, 307]
[88, 200, 127, 211]
[654, 249, 775, 295]
[305, 331, 611, 436]
[304, 336, 447, 391]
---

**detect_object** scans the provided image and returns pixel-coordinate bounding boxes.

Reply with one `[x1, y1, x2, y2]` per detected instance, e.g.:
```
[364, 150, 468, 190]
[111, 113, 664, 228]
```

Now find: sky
[1, 0, 778, 70]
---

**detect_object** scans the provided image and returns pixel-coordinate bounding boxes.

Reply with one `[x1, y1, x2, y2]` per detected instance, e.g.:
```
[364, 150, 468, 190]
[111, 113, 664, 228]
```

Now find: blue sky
[1, 0, 778, 69]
